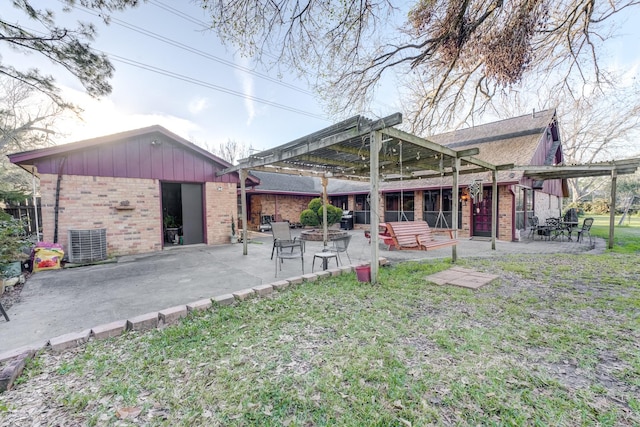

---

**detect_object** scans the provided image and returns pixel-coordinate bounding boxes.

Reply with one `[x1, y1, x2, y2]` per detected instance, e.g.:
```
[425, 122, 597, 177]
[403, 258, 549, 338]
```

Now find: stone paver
[425, 267, 499, 290]
[49, 330, 92, 352]
[252, 284, 274, 297]
[186, 299, 213, 312]
[233, 288, 255, 301]
[213, 294, 235, 306]
[127, 312, 159, 331]
[91, 320, 128, 340]
[158, 305, 188, 326]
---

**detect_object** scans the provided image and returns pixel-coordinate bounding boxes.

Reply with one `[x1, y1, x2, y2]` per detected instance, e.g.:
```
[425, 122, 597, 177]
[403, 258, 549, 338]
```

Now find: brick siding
[39, 174, 238, 257]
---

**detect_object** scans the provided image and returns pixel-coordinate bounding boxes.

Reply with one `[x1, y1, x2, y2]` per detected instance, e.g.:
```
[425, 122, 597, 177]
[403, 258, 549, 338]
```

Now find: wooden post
[240, 169, 248, 256]
[492, 170, 498, 251]
[322, 175, 329, 248]
[451, 157, 460, 262]
[609, 169, 617, 250]
[370, 131, 382, 283]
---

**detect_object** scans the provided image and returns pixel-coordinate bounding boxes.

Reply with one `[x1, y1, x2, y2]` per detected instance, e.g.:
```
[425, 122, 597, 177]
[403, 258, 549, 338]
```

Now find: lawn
[586, 214, 640, 253]
[1, 224, 639, 426]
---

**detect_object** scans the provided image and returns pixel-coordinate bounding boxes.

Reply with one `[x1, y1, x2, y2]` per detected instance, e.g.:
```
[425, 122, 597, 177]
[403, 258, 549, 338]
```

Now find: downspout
[31, 167, 40, 242]
[53, 157, 67, 243]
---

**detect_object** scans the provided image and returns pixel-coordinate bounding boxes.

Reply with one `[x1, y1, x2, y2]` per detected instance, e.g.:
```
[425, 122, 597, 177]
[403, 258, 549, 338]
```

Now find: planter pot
[355, 265, 371, 283]
[165, 228, 180, 244]
[230, 235, 238, 244]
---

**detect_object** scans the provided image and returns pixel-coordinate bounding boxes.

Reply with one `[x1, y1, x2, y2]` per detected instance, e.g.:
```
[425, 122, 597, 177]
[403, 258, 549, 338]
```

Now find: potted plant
[230, 214, 237, 244]
[163, 214, 180, 244]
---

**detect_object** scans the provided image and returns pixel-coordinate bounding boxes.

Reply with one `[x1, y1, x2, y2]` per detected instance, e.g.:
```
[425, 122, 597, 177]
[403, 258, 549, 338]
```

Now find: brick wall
[534, 191, 561, 222]
[39, 175, 241, 257]
[250, 194, 315, 228]
[205, 182, 238, 244]
[498, 185, 514, 240]
[39, 174, 162, 257]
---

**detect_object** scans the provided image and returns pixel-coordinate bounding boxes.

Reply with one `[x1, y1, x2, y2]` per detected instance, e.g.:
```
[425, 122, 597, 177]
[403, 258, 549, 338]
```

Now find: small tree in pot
[300, 198, 343, 228]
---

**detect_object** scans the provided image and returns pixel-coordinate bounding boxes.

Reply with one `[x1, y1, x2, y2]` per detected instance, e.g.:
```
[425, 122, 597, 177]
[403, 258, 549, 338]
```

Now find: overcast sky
[3, 1, 640, 154]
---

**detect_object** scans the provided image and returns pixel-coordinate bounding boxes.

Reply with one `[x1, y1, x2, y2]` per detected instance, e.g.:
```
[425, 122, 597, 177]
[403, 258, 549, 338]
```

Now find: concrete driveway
[0, 229, 601, 354]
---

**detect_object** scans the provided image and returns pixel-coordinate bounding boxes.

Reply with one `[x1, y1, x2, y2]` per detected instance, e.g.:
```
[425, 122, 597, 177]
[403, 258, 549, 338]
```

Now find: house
[8, 109, 566, 260]
[9, 126, 252, 258]
[244, 109, 567, 241]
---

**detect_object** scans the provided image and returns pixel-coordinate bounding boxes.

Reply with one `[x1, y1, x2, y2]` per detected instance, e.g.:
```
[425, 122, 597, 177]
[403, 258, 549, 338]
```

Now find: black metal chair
[576, 217, 594, 245]
[527, 216, 540, 239]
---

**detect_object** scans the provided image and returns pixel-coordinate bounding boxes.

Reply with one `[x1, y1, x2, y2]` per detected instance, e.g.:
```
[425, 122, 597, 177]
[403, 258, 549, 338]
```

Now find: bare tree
[1, 0, 142, 108]
[208, 139, 253, 165]
[199, 0, 640, 131]
[559, 85, 640, 202]
[1, 78, 66, 193]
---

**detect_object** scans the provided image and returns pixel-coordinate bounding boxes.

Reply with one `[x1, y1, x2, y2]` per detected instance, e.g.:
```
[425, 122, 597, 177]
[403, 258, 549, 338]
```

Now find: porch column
[322, 175, 329, 248]
[370, 131, 382, 283]
[609, 169, 617, 250]
[492, 170, 498, 250]
[240, 169, 248, 255]
[451, 157, 459, 263]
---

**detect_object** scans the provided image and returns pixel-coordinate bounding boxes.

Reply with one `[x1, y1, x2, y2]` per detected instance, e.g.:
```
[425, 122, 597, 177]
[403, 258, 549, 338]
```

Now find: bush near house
[0, 212, 29, 275]
[300, 197, 342, 227]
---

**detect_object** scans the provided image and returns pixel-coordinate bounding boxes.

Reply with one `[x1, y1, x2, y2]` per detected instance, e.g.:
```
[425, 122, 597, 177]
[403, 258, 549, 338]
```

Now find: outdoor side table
[312, 251, 338, 272]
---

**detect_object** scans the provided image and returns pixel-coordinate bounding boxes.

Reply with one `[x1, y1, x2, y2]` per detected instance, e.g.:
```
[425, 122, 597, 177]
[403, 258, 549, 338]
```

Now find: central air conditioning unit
[68, 229, 107, 263]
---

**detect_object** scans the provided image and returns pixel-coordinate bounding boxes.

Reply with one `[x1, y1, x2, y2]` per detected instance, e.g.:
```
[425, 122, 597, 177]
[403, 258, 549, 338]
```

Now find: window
[422, 189, 461, 229]
[354, 194, 371, 224]
[384, 192, 414, 221]
[329, 195, 348, 210]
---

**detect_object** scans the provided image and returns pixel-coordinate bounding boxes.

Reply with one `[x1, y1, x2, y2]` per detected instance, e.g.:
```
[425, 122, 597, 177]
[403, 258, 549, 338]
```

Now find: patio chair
[270, 221, 302, 260]
[274, 239, 304, 277]
[576, 217, 594, 245]
[330, 234, 352, 265]
[527, 216, 540, 239]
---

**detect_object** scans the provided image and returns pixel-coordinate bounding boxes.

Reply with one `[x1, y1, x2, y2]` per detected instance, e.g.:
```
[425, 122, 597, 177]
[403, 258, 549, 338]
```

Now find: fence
[3, 198, 41, 236]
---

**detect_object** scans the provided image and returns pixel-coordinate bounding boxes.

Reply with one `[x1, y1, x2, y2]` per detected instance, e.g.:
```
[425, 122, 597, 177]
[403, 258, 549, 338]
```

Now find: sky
[3, 0, 346, 152]
[3, 1, 640, 155]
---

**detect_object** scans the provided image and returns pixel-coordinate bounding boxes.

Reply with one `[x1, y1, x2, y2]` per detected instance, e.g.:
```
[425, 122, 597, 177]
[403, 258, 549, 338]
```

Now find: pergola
[221, 113, 511, 283]
[515, 158, 640, 249]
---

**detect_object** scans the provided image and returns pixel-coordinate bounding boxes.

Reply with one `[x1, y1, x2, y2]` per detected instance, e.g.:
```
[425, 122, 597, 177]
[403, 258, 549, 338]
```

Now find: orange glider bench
[384, 221, 457, 251]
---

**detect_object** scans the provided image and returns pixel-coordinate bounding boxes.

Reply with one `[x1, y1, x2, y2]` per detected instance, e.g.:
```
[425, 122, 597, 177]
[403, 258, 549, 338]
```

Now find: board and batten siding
[27, 132, 237, 184]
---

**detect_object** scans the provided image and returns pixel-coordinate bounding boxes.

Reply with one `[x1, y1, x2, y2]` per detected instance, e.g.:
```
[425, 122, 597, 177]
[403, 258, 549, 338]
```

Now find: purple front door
[472, 188, 494, 238]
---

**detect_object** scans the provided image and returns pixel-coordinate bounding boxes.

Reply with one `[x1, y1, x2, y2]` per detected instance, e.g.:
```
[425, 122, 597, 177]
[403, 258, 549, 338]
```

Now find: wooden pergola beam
[220, 113, 402, 175]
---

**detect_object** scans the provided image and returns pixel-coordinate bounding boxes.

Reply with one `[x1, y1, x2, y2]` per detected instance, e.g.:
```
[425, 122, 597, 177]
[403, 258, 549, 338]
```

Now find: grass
[588, 214, 640, 253]
[0, 232, 639, 425]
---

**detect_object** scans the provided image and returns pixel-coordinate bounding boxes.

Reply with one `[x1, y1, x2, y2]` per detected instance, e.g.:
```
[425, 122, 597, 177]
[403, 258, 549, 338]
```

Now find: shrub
[0, 212, 30, 273]
[300, 198, 343, 227]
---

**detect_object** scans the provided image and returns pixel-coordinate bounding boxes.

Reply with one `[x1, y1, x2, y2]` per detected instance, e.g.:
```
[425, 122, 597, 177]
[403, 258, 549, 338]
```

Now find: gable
[9, 126, 240, 184]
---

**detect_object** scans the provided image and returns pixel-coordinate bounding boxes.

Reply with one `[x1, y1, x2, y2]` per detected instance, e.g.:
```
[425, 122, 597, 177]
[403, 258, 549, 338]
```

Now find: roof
[432, 109, 555, 149]
[8, 125, 258, 185]
[9, 125, 229, 167]
[224, 113, 506, 180]
[429, 109, 557, 183]
[248, 170, 370, 195]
